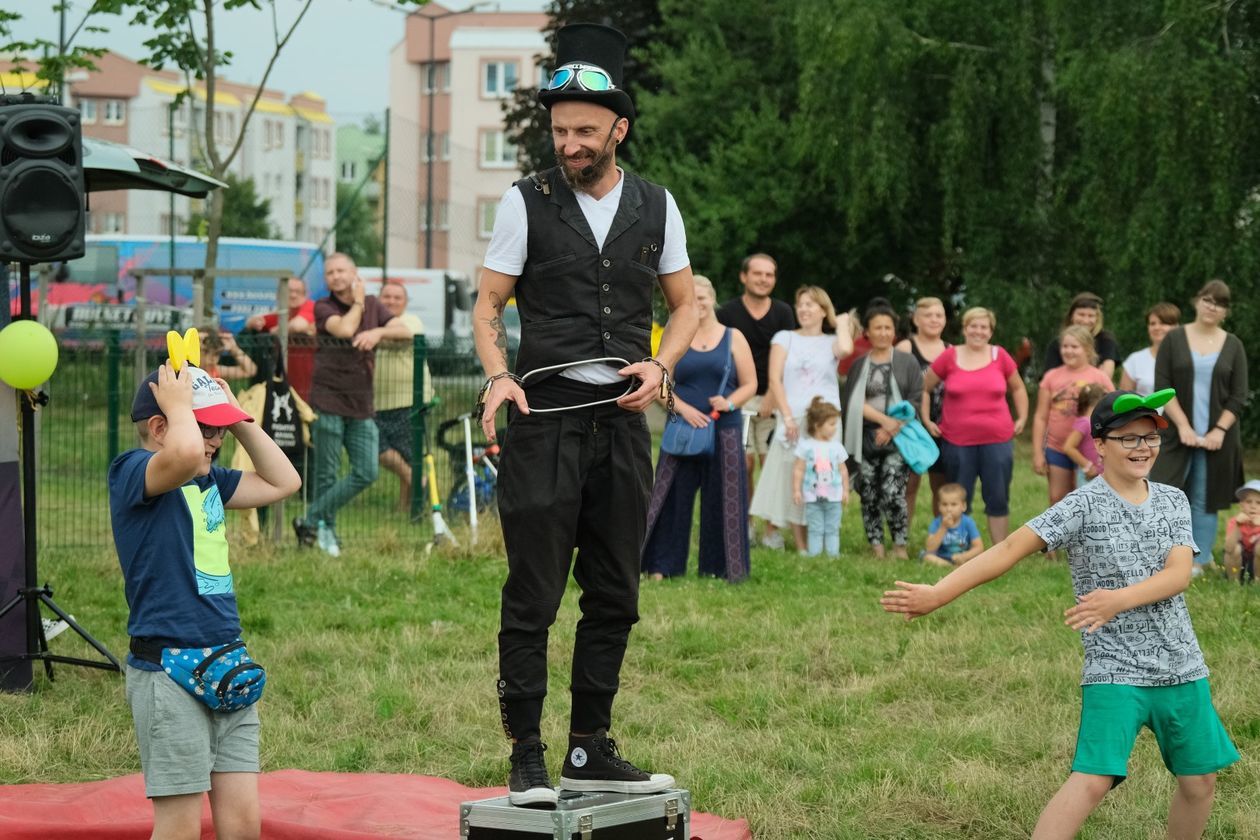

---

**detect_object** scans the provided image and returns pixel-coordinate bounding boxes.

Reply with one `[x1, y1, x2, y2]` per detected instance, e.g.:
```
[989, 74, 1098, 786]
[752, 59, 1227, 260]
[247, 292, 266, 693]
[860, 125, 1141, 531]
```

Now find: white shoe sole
[559, 773, 675, 794]
[508, 787, 558, 807]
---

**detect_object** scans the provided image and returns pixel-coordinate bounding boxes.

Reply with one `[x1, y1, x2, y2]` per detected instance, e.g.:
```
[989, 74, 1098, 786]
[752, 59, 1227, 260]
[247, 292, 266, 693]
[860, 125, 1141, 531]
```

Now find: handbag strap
[716, 328, 733, 396]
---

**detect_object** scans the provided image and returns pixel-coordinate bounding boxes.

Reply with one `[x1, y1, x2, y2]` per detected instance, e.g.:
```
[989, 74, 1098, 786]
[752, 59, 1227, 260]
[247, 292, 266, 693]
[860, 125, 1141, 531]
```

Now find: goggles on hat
[545, 62, 616, 93]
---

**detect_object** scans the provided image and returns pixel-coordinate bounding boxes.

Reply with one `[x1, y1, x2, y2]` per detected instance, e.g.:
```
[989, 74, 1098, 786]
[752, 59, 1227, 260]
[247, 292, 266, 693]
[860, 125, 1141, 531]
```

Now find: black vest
[513, 166, 668, 383]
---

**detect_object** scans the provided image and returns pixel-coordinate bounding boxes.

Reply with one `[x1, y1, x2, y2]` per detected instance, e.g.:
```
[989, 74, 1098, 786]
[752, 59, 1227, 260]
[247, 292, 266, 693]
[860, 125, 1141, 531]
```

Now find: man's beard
[556, 132, 617, 192]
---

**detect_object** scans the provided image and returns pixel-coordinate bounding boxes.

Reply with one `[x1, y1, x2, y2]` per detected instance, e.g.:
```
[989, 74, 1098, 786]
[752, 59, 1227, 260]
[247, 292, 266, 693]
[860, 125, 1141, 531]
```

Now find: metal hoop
[520, 358, 635, 413]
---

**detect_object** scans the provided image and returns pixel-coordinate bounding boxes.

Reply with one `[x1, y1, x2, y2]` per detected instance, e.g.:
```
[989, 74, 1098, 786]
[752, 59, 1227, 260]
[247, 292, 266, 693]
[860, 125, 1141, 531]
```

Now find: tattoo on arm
[485, 290, 508, 366]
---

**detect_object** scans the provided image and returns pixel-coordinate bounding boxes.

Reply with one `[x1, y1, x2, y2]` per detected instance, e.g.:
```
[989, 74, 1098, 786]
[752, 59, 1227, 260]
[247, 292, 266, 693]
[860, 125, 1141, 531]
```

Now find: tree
[186, 174, 278, 239]
[334, 181, 383, 268]
[503, 0, 661, 175]
[0, 8, 105, 98]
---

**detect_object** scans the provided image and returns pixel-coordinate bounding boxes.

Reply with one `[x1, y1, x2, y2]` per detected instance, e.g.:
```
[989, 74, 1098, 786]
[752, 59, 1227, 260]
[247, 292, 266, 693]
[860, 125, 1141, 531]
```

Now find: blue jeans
[1186, 450, 1218, 565]
[805, 500, 842, 556]
[307, 412, 379, 528]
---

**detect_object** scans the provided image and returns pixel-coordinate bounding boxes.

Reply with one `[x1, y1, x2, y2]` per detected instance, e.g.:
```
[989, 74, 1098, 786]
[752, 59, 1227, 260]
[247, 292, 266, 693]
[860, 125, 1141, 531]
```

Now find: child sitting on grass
[1224, 479, 1260, 584]
[921, 483, 983, 567]
[1062, 383, 1107, 482]
[882, 389, 1238, 839]
[792, 397, 849, 556]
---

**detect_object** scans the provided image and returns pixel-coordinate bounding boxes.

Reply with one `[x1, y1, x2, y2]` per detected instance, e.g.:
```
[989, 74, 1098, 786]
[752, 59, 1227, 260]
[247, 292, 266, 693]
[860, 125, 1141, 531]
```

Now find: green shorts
[1072, 679, 1239, 783]
[125, 664, 260, 798]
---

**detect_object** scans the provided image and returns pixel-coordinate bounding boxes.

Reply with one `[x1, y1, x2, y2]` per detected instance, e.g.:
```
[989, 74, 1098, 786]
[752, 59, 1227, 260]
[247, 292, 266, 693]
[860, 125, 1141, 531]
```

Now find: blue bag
[659, 331, 732, 458]
[887, 400, 940, 475]
[160, 640, 267, 712]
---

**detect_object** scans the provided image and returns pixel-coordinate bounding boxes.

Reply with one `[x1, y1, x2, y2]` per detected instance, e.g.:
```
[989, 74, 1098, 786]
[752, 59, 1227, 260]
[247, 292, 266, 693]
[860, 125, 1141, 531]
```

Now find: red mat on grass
[0, 770, 752, 839]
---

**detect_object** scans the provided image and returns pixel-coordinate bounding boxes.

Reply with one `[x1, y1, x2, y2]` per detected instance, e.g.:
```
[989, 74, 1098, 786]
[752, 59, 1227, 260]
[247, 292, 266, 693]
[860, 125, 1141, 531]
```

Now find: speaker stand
[0, 263, 120, 688]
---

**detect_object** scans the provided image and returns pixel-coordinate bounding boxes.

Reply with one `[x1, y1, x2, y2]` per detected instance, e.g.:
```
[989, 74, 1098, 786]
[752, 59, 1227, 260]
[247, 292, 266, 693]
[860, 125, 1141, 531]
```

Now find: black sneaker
[508, 740, 557, 808]
[292, 517, 316, 548]
[559, 729, 675, 794]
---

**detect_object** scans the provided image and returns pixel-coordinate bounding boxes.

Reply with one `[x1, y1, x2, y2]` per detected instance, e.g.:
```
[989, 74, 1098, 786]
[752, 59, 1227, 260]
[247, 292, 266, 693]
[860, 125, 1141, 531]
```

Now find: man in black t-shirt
[716, 253, 797, 546]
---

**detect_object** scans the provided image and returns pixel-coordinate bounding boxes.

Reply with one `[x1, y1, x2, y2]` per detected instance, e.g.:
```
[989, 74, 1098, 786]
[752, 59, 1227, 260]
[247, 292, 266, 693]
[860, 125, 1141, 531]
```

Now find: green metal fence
[35, 330, 489, 551]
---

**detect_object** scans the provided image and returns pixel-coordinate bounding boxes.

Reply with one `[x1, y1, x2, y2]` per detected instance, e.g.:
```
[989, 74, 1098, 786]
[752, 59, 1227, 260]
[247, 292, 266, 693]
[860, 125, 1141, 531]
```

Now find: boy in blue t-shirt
[922, 483, 984, 567]
[882, 390, 1238, 838]
[109, 354, 300, 839]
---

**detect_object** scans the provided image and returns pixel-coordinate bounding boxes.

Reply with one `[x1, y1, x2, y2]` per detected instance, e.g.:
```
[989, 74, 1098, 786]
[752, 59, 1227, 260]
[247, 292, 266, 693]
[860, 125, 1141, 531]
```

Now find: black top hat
[538, 23, 635, 124]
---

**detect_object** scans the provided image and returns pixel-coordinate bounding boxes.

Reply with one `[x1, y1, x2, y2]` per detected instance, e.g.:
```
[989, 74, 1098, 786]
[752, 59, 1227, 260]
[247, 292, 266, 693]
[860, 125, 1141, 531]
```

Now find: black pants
[496, 377, 653, 742]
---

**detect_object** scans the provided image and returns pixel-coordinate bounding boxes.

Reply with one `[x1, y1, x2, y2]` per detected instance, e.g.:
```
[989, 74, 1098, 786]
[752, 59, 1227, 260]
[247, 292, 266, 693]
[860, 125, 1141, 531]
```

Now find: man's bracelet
[475, 371, 522, 421]
[640, 357, 675, 414]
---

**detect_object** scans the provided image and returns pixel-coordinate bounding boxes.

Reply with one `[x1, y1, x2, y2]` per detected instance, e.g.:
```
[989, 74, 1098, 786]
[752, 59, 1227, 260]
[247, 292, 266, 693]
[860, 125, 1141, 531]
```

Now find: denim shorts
[125, 664, 260, 797]
[1044, 447, 1076, 471]
[940, 439, 1013, 517]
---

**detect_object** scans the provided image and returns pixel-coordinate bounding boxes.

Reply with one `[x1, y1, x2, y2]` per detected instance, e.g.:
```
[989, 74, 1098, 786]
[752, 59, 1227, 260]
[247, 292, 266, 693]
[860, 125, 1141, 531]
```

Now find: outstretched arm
[880, 525, 1046, 619]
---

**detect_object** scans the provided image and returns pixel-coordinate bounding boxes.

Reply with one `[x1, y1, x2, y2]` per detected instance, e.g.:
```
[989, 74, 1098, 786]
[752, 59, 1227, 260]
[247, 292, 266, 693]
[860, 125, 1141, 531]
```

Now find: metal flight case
[461, 789, 690, 839]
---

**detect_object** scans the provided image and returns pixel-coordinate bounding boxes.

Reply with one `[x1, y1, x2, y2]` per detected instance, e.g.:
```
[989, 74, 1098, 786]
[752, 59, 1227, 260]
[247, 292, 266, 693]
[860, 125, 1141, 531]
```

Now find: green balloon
[0, 320, 59, 390]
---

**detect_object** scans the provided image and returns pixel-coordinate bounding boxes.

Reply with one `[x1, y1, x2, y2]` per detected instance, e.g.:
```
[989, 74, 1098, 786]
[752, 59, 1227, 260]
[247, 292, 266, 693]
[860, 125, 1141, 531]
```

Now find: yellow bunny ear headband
[166, 328, 201, 372]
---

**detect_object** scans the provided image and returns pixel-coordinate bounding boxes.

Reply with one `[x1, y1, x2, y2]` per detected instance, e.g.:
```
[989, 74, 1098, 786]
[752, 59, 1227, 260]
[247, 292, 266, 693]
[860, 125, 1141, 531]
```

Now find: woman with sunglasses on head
[1150, 280, 1248, 575]
[1043, 292, 1123, 380]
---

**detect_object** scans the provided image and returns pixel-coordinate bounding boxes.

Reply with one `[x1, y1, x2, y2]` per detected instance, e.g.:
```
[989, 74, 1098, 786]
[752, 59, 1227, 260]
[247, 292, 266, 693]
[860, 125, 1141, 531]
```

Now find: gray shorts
[743, 395, 776, 456]
[125, 664, 260, 798]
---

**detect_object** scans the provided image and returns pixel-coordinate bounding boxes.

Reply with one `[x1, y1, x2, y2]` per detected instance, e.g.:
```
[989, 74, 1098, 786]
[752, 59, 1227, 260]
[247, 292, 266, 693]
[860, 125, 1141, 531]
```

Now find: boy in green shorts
[881, 389, 1238, 839]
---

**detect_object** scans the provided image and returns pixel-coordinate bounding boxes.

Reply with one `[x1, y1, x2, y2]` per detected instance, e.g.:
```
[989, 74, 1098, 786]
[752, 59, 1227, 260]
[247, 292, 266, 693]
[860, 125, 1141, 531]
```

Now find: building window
[340, 160, 357, 181]
[482, 61, 518, 98]
[421, 201, 450, 231]
[78, 99, 97, 123]
[99, 212, 125, 233]
[477, 198, 498, 239]
[423, 132, 452, 163]
[480, 129, 516, 169]
[441, 132, 451, 161]
[103, 99, 126, 124]
[425, 61, 450, 94]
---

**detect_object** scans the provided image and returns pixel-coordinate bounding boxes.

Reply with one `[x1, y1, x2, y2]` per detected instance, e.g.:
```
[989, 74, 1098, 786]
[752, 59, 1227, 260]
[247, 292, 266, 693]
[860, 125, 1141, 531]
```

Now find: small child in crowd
[1063, 383, 1107, 483]
[1224, 479, 1260, 584]
[792, 397, 849, 556]
[922, 483, 984, 568]
[882, 389, 1239, 838]
[109, 350, 301, 838]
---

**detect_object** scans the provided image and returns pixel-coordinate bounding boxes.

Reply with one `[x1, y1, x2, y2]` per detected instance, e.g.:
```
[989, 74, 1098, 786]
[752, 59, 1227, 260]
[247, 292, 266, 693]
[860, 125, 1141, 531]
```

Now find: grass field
[1, 441, 1258, 838]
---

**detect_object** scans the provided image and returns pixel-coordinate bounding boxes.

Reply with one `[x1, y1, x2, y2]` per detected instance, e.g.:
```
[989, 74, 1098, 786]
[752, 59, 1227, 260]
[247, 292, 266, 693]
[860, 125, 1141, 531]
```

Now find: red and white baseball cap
[131, 365, 253, 425]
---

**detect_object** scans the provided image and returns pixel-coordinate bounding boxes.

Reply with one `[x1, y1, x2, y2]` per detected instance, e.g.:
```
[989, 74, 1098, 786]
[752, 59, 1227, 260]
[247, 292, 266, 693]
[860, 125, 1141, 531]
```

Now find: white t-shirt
[483, 169, 689, 384]
[771, 331, 842, 443]
[1121, 347, 1157, 397]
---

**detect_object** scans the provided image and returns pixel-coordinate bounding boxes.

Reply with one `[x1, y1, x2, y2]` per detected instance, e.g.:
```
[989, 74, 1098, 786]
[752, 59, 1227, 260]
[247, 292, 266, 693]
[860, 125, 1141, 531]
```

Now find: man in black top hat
[473, 22, 699, 808]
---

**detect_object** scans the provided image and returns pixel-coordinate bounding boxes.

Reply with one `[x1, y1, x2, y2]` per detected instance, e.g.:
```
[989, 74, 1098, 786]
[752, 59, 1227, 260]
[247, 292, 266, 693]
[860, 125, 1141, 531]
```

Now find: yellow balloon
[0, 320, 59, 390]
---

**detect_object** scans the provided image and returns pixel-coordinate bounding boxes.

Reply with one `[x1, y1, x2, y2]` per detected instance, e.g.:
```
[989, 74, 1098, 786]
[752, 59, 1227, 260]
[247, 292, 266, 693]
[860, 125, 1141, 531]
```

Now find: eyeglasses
[545, 62, 615, 92]
[1101, 433, 1163, 449]
[198, 423, 228, 440]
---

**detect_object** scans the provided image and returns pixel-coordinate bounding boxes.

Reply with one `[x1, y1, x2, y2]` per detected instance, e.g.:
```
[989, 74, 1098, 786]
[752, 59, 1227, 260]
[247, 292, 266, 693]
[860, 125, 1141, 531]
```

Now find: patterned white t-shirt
[1025, 479, 1208, 687]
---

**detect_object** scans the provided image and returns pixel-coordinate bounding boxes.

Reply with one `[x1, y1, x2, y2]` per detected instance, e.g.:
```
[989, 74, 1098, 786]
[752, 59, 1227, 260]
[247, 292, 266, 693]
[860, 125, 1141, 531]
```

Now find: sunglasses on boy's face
[545, 62, 615, 92]
[198, 423, 229, 440]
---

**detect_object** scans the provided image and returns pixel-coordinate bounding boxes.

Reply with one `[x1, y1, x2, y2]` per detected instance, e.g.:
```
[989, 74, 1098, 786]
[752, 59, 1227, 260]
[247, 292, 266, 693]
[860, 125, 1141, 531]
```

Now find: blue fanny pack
[132, 637, 266, 712]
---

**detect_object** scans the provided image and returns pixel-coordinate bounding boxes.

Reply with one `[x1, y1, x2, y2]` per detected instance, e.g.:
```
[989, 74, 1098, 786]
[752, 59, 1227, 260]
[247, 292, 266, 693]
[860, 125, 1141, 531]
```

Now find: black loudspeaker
[0, 97, 86, 262]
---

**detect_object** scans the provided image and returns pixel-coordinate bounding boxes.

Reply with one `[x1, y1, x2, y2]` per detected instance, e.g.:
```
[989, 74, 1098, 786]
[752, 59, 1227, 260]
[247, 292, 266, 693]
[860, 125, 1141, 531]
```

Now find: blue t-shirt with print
[927, 513, 981, 562]
[108, 448, 243, 670]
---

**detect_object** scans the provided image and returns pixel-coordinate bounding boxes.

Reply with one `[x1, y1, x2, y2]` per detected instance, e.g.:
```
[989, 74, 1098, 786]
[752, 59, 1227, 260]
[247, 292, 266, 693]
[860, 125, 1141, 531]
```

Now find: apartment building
[1, 51, 337, 245]
[387, 1, 549, 276]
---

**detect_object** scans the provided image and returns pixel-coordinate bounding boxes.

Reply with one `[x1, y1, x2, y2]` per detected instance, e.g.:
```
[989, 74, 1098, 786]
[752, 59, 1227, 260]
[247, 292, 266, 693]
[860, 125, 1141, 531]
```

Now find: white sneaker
[1190, 564, 1204, 579]
[41, 616, 73, 642]
[760, 531, 785, 550]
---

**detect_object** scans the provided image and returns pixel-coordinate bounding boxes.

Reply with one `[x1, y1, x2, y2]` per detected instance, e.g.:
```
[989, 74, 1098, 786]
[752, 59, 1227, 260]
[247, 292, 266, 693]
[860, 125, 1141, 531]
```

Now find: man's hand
[151, 360, 193, 415]
[352, 328, 384, 351]
[616, 360, 663, 412]
[880, 581, 942, 620]
[1064, 588, 1127, 634]
[481, 377, 529, 441]
[351, 276, 366, 306]
[245, 314, 266, 332]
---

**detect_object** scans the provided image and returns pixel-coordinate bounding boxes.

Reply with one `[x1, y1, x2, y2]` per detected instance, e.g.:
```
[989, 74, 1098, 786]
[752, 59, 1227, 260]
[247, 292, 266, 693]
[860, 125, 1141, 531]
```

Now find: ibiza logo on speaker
[0, 96, 86, 263]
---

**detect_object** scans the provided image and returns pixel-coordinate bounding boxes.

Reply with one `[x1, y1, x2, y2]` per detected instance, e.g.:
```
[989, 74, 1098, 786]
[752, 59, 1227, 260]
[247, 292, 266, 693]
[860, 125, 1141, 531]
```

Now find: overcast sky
[10, 1, 430, 126]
